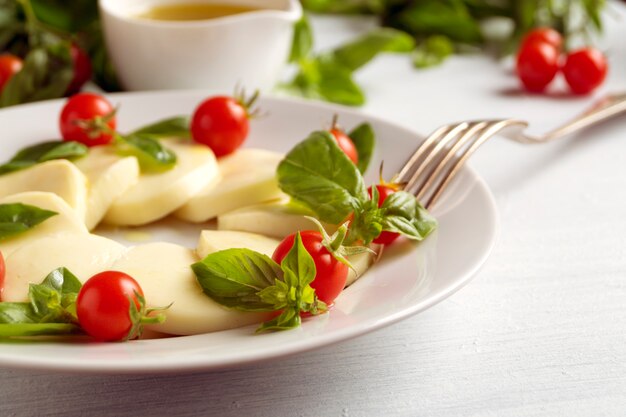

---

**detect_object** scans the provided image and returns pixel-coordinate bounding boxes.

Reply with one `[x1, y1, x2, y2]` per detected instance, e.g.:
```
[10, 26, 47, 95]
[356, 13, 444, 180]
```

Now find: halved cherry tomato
[329, 128, 359, 164]
[272, 231, 348, 305]
[76, 271, 144, 341]
[516, 40, 560, 93]
[66, 44, 93, 95]
[0, 54, 23, 92]
[562, 48, 607, 95]
[369, 184, 400, 245]
[191, 96, 250, 157]
[521, 27, 563, 51]
[59, 93, 116, 147]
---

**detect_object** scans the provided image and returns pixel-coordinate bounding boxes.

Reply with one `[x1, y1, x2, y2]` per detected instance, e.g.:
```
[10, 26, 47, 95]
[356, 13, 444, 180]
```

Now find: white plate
[0, 91, 498, 373]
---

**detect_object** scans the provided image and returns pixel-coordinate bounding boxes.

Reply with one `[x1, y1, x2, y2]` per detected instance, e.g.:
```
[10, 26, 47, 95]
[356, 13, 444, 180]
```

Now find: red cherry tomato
[562, 48, 607, 95]
[368, 184, 400, 245]
[59, 93, 116, 147]
[66, 44, 93, 95]
[191, 96, 249, 157]
[0, 54, 23, 92]
[76, 271, 144, 341]
[516, 40, 560, 93]
[272, 231, 348, 305]
[329, 128, 359, 164]
[521, 27, 563, 50]
[0, 251, 5, 300]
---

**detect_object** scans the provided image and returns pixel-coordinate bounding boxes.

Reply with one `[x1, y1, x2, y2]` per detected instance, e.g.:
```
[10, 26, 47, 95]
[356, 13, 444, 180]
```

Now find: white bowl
[99, 0, 301, 91]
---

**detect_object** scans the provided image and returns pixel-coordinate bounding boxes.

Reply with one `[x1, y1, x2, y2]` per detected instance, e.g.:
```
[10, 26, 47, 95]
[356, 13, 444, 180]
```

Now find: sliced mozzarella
[0, 160, 88, 220]
[104, 139, 219, 226]
[196, 230, 279, 259]
[346, 251, 375, 286]
[2, 234, 125, 302]
[218, 200, 336, 239]
[175, 148, 284, 222]
[73, 146, 140, 230]
[0, 192, 88, 258]
[111, 242, 270, 336]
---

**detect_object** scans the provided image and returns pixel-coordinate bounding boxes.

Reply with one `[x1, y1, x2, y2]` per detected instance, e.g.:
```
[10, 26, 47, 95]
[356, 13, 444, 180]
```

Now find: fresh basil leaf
[192, 249, 283, 311]
[346, 196, 384, 245]
[0, 302, 39, 324]
[0, 44, 73, 107]
[0, 203, 57, 240]
[277, 131, 367, 224]
[256, 308, 300, 333]
[0, 140, 88, 176]
[30, 0, 99, 33]
[326, 28, 415, 72]
[380, 191, 437, 240]
[28, 267, 81, 322]
[289, 14, 313, 63]
[131, 117, 191, 139]
[0, 323, 80, 337]
[413, 35, 454, 68]
[348, 123, 375, 174]
[117, 133, 177, 172]
[280, 232, 316, 290]
[40, 267, 82, 295]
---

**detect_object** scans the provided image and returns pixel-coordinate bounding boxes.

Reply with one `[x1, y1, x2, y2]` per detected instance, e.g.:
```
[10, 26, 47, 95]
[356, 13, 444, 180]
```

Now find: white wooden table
[1, 5, 626, 416]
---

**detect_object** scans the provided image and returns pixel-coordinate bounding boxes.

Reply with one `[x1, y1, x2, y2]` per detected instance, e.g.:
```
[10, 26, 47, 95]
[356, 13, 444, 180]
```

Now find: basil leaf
[40, 267, 82, 295]
[348, 123, 375, 174]
[0, 323, 79, 337]
[256, 308, 300, 333]
[413, 35, 454, 68]
[117, 133, 177, 172]
[29, 267, 81, 322]
[0, 140, 88, 176]
[326, 28, 415, 72]
[131, 117, 191, 139]
[0, 303, 39, 324]
[192, 249, 283, 311]
[0, 203, 57, 240]
[289, 14, 313, 63]
[280, 232, 316, 289]
[0, 44, 73, 107]
[277, 131, 367, 224]
[380, 191, 437, 240]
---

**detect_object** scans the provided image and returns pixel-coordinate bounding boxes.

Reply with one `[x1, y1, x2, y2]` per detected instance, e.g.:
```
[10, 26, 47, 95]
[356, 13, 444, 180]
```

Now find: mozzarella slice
[196, 230, 279, 259]
[0, 192, 88, 258]
[218, 200, 336, 239]
[0, 160, 88, 220]
[2, 234, 125, 302]
[73, 146, 140, 230]
[346, 252, 375, 286]
[175, 148, 284, 222]
[103, 139, 219, 226]
[111, 242, 270, 336]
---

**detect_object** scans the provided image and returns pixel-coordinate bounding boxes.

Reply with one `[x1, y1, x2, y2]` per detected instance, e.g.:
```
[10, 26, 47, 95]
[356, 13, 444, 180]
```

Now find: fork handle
[511, 92, 626, 144]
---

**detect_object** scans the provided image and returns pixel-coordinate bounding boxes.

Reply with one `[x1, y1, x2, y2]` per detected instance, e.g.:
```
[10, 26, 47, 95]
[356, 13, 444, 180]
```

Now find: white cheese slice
[175, 148, 284, 222]
[73, 146, 140, 230]
[2, 233, 126, 302]
[103, 139, 219, 226]
[196, 230, 279, 259]
[0, 160, 88, 221]
[0, 192, 88, 258]
[111, 242, 270, 336]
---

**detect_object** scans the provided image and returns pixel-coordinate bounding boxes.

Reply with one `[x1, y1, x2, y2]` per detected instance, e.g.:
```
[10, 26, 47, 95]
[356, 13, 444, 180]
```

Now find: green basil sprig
[192, 232, 327, 332]
[349, 122, 375, 174]
[116, 133, 177, 172]
[0, 203, 58, 241]
[0, 140, 88, 176]
[0, 267, 81, 338]
[277, 131, 437, 245]
[130, 116, 191, 139]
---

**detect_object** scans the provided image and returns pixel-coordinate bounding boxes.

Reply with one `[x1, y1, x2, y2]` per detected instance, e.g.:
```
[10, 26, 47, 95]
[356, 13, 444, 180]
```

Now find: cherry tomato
[0, 54, 23, 92]
[76, 271, 144, 341]
[0, 251, 5, 300]
[329, 128, 359, 164]
[521, 27, 563, 51]
[59, 93, 116, 147]
[66, 44, 93, 95]
[272, 231, 348, 305]
[516, 40, 560, 93]
[562, 48, 607, 95]
[368, 184, 400, 245]
[191, 96, 249, 157]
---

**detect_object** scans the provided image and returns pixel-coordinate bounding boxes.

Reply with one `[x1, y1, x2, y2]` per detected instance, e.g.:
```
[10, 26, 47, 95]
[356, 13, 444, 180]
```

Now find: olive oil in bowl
[137, 3, 260, 21]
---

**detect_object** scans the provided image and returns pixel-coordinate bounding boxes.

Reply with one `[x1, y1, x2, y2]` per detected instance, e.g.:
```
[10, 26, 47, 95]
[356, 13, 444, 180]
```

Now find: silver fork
[396, 92, 626, 210]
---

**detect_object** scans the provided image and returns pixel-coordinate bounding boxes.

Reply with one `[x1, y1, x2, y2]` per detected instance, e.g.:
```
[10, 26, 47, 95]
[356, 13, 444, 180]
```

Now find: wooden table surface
[1, 4, 625, 416]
